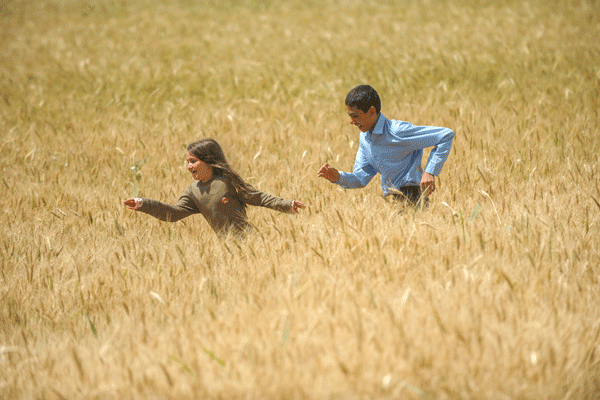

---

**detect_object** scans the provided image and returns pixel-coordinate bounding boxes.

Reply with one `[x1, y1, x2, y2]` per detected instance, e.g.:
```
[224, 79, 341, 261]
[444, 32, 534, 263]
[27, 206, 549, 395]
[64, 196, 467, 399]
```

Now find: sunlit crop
[1, 0, 599, 398]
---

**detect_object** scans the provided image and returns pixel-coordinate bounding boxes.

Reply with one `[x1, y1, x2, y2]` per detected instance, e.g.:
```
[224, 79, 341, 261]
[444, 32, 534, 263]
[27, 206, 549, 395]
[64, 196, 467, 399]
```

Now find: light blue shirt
[336, 114, 455, 196]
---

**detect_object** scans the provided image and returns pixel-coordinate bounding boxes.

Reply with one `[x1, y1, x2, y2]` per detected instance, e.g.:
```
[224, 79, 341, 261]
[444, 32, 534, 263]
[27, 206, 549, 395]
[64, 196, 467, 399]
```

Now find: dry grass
[1, 0, 599, 398]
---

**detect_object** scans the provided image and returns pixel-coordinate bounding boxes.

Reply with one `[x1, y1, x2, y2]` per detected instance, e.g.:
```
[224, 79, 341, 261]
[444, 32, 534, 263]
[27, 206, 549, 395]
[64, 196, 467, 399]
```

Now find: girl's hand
[124, 198, 143, 210]
[291, 200, 306, 213]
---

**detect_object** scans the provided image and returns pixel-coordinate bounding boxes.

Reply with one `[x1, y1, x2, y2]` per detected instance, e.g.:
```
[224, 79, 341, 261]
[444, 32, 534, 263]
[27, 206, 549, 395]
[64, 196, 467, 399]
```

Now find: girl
[123, 138, 305, 236]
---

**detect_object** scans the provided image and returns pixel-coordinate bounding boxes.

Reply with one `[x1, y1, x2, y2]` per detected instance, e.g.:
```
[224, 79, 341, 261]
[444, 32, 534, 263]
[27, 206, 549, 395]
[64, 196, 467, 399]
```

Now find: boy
[318, 85, 454, 205]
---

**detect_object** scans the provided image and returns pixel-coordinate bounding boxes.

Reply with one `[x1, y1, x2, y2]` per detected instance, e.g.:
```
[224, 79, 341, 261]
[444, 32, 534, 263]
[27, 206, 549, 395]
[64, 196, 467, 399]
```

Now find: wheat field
[1, 0, 599, 398]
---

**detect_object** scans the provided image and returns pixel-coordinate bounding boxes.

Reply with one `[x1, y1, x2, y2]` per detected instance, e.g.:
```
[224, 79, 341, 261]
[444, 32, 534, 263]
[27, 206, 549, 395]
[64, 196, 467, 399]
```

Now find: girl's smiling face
[186, 151, 213, 182]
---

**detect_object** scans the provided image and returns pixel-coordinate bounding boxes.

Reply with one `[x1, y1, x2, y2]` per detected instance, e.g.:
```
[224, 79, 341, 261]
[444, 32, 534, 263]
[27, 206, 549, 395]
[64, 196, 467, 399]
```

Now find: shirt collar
[371, 114, 387, 135]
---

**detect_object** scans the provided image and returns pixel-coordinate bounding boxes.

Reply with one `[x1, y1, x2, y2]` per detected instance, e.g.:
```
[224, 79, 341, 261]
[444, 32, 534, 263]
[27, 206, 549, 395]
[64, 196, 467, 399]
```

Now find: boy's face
[346, 105, 378, 132]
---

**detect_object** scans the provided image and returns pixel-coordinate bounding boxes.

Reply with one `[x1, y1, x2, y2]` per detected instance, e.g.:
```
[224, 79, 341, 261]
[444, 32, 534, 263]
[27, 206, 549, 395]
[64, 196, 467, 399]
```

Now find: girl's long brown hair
[187, 138, 255, 203]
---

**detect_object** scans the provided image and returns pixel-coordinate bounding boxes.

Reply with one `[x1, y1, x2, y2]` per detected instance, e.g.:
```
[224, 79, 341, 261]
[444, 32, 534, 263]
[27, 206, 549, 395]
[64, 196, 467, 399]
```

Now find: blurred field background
[1, 0, 599, 398]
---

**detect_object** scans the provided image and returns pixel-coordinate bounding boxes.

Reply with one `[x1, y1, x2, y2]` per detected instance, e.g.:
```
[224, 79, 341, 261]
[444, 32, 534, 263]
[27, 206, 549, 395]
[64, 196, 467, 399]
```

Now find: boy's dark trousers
[392, 185, 429, 207]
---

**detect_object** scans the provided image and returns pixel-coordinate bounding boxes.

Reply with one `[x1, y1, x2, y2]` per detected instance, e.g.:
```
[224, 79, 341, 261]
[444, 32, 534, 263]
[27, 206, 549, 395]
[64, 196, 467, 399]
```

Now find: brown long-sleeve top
[137, 176, 293, 235]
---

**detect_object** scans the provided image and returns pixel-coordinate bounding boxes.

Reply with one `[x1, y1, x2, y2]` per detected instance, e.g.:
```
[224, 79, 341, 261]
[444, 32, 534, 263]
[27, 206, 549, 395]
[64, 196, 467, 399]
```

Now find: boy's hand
[318, 163, 340, 183]
[420, 172, 436, 195]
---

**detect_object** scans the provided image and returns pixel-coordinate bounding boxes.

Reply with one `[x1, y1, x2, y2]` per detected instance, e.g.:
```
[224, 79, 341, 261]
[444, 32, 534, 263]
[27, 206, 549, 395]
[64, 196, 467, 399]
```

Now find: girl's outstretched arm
[123, 187, 198, 222]
[245, 190, 306, 214]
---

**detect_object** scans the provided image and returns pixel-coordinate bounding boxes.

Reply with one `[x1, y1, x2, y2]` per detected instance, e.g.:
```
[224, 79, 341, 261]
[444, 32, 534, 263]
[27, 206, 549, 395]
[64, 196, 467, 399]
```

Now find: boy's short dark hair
[345, 85, 381, 114]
